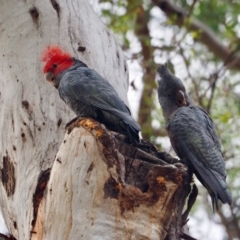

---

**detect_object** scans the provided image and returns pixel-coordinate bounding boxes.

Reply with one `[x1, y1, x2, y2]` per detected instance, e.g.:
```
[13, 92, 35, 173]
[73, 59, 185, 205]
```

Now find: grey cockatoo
[42, 46, 141, 143]
[157, 63, 232, 210]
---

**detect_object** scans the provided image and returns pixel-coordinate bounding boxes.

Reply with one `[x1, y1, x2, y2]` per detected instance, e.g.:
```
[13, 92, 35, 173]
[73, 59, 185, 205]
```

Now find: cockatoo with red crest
[42, 46, 141, 143]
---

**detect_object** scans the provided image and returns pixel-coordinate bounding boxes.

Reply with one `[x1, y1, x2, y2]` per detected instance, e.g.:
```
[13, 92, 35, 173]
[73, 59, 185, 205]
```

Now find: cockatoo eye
[53, 63, 57, 68]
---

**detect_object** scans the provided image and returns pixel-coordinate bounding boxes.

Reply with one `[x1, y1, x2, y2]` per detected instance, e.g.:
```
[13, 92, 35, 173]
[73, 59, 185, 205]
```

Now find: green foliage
[100, 0, 143, 48]
[190, 0, 240, 42]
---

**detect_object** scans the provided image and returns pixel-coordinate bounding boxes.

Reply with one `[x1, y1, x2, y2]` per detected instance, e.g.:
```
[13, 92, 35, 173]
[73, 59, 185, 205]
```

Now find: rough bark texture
[32, 118, 191, 240]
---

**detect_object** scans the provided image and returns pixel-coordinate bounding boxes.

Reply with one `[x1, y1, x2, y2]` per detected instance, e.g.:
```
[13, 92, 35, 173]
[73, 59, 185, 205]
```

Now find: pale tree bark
[0, 1, 193, 240]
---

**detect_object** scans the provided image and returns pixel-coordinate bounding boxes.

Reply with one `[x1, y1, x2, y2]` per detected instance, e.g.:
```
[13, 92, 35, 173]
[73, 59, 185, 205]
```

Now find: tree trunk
[0, 1, 192, 239]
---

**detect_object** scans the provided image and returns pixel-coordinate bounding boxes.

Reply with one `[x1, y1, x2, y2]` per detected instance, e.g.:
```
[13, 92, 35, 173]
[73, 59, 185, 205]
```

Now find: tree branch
[217, 205, 240, 239]
[152, 0, 240, 70]
[134, 5, 157, 140]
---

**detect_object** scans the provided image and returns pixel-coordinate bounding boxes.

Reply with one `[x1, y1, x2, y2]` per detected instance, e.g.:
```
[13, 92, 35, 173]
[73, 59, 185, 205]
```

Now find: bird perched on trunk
[41, 46, 141, 143]
[157, 63, 232, 210]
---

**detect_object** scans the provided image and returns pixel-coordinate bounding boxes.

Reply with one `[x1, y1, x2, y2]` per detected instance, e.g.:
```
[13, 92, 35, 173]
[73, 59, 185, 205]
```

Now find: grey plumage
[157, 63, 232, 210]
[57, 60, 141, 143]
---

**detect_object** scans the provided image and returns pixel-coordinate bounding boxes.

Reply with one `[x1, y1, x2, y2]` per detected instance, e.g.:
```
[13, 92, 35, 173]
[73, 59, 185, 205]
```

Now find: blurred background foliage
[92, 0, 240, 239]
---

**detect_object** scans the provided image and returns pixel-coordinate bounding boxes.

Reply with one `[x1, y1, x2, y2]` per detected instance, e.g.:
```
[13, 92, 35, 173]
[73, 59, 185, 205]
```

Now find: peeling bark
[32, 118, 192, 240]
[1, 154, 15, 197]
[31, 168, 51, 229]
[0, 233, 17, 240]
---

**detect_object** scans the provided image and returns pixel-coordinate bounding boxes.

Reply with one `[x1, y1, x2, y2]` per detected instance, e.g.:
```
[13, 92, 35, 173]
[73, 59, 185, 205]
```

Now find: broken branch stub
[33, 118, 191, 240]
